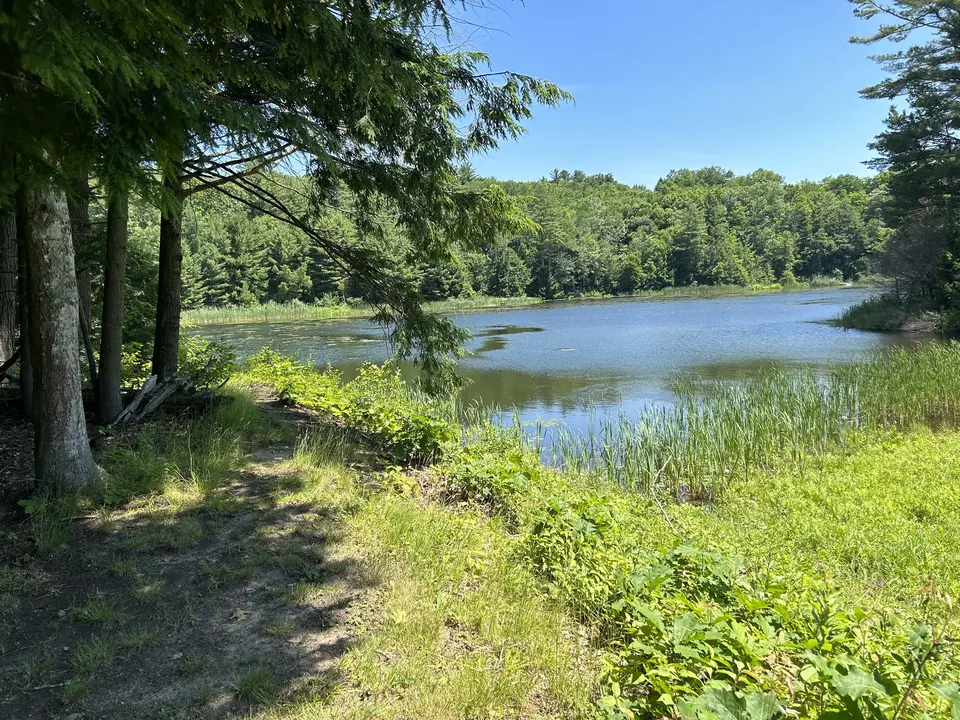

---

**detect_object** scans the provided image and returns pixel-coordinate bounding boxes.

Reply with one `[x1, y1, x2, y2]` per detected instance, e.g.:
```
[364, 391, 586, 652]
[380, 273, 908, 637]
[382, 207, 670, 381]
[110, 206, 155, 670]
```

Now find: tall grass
[184, 296, 543, 326]
[834, 292, 945, 332]
[548, 342, 960, 499]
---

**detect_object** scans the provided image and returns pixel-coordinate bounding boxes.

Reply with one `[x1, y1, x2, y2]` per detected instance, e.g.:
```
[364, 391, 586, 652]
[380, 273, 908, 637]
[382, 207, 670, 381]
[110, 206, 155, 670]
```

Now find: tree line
[850, 0, 960, 325]
[0, 0, 566, 494]
[125, 166, 888, 310]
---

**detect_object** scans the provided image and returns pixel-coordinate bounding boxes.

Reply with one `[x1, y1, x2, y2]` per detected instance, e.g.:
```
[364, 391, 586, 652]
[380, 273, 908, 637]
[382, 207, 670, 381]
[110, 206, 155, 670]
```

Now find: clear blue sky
[458, 0, 891, 187]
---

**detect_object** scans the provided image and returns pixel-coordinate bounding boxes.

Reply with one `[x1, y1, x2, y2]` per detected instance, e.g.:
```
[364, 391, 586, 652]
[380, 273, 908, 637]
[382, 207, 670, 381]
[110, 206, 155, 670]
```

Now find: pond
[198, 288, 927, 434]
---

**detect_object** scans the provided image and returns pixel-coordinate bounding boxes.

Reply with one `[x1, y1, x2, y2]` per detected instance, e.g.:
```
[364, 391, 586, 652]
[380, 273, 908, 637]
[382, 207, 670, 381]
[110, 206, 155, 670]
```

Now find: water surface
[199, 289, 925, 433]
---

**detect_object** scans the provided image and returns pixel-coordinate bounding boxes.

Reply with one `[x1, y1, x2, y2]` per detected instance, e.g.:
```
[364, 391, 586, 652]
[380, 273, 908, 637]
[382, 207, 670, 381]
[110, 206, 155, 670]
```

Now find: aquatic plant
[547, 342, 960, 499]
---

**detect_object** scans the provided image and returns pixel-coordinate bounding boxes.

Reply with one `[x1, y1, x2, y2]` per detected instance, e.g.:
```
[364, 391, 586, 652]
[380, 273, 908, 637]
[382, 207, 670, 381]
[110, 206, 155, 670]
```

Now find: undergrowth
[246, 346, 960, 719]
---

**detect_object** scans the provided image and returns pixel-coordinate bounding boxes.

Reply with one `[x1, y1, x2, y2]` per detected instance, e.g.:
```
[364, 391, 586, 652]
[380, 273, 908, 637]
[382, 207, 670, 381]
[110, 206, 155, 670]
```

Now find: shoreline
[185, 280, 870, 327]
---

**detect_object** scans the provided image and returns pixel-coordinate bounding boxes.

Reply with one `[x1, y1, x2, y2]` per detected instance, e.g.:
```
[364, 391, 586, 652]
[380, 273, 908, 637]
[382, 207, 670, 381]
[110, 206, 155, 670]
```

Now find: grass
[670, 427, 960, 611]
[834, 292, 946, 332]
[6, 339, 960, 718]
[253, 441, 598, 719]
[1, 378, 596, 718]
[184, 295, 544, 326]
[547, 342, 960, 499]
[235, 667, 277, 704]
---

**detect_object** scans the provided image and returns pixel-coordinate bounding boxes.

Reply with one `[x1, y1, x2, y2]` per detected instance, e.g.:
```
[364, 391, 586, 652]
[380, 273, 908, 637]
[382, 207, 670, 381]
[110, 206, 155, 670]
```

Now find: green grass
[234, 667, 277, 704]
[548, 342, 960, 499]
[255, 447, 598, 719]
[670, 428, 960, 611]
[183, 295, 544, 326]
[437, 424, 960, 719]
[834, 292, 945, 332]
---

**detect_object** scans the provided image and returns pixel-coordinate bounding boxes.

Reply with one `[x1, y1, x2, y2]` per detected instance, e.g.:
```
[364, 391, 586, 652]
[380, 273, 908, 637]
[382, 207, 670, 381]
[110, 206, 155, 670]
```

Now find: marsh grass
[184, 296, 543, 326]
[835, 293, 944, 332]
[547, 342, 960, 499]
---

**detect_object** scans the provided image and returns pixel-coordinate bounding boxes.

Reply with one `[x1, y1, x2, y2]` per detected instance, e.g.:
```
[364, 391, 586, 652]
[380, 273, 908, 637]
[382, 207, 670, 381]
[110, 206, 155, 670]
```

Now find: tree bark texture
[24, 185, 99, 493]
[98, 189, 128, 424]
[67, 174, 93, 332]
[152, 173, 184, 380]
[16, 189, 33, 417]
[0, 211, 16, 363]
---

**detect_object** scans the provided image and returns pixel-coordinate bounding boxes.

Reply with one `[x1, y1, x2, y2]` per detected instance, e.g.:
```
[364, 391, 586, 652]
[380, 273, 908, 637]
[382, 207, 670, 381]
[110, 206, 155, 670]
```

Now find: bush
[436, 435, 960, 720]
[243, 349, 456, 463]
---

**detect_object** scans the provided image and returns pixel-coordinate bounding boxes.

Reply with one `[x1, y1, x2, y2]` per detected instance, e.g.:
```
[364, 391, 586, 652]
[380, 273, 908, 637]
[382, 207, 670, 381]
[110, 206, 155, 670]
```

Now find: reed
[544, 342, 960, 500]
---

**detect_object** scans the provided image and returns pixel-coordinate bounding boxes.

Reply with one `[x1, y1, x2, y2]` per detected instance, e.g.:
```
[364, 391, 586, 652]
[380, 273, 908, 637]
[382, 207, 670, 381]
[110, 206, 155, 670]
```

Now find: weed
[176, 655, 207, 676]
[71, 637, 117, 676]
[266, 618, 295, 636]
[233, 667, 276, 704]
[71, 594, 125, 624]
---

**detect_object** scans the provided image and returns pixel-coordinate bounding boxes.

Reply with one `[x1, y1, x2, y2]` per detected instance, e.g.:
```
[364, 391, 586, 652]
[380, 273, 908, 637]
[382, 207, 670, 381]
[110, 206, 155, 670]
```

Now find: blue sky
[458, 0, 891, 187]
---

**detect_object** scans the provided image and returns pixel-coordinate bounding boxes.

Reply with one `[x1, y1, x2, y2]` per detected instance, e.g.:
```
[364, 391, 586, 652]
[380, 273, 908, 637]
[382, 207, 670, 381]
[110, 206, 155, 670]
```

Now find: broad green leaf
[935, 682, 960, 720]
[832, 666, 887, 701]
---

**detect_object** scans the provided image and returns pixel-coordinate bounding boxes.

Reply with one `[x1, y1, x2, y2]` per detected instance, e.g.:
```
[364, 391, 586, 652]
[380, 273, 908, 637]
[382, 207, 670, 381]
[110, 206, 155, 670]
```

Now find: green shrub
[437, 435, 960, 720]
[243, 349, 456, 463]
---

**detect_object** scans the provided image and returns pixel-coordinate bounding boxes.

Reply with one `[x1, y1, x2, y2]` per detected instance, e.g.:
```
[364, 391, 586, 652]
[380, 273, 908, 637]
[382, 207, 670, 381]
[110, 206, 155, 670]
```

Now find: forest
[130, 166, 889, 311]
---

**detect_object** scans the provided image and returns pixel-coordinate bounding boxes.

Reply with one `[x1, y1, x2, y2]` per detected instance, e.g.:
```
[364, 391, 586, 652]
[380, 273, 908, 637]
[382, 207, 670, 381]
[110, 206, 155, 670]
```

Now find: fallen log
[108, 375, 157, 427]
[0, 348, 21, 384]
[107, 359, 218, 431]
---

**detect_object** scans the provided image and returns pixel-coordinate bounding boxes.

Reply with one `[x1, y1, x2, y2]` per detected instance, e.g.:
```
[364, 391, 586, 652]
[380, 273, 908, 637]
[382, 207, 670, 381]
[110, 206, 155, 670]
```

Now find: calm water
[199, 288, 926, 433]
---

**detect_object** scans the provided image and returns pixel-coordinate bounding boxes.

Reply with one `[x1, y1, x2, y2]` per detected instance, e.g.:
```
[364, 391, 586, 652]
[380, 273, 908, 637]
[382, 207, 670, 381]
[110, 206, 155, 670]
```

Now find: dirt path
[0, 398, 371, 719]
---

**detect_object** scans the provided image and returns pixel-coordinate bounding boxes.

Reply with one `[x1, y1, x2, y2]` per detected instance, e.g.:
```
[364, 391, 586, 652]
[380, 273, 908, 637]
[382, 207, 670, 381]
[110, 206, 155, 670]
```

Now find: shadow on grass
[0, 393, 377, 719]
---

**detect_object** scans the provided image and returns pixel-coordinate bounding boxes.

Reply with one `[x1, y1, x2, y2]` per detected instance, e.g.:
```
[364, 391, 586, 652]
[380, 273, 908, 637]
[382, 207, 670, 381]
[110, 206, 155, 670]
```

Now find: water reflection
[198, 288, 932, 434]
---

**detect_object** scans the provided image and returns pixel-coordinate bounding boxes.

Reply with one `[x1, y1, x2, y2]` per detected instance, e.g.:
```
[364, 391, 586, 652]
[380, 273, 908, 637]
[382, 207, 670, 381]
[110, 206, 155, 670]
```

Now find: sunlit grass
[545, 341, 960, 499]
[668, 427, 960, 612]
[254, 444, 597, 719]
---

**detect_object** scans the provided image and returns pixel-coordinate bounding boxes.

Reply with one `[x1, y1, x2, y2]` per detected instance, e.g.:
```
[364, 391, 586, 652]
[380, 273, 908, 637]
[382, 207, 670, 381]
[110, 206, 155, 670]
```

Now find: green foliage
[125, 168, 885, 322]
[852, 1, 960, 312]
[549, 342, 960, 499]
[835, 294, 945, 333]
[244, 349, 456, 463]
[436, 431, 960, 720]
[120, 334, 235, 390]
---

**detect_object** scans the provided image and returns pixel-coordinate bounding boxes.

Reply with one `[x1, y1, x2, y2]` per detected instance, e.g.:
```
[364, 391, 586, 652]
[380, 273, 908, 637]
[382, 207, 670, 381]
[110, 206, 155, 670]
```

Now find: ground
[0, 399, 374, 719]
[0, 393, 593, 719]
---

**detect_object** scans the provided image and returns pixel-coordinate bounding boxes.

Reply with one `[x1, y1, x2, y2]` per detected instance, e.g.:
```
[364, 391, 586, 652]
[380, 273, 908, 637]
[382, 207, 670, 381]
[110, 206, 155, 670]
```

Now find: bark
[0, 211, 16, 363]
[24, 185, 99, 493]
[152, 172, 184, 380]
[16, 189, 32, 418]
[98, 190, 128, 424]
[67, 174, 93, 332]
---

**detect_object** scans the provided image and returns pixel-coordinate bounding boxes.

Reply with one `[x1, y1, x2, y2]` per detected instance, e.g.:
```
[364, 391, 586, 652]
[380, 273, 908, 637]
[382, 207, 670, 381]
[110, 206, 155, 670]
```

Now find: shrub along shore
[3, 343, 958, 718]
[243, 343, 960, 719]
[835, 293, 949, 334]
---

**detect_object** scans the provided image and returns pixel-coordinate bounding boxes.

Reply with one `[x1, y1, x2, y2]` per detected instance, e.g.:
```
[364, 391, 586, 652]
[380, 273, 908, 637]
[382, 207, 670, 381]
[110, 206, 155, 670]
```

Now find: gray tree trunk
[0, 211, 16, 363]
[24, 185, 99, 493]
[16, 190, 33, 418]
[98, 190, 128, 424]
[67, 175, 93, 332]
[152, 172, 184, 380]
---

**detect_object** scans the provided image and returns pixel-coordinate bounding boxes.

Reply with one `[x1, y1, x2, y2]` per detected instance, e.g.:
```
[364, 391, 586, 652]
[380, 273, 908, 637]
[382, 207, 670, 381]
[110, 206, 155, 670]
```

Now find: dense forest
[121, 167, 889, 310]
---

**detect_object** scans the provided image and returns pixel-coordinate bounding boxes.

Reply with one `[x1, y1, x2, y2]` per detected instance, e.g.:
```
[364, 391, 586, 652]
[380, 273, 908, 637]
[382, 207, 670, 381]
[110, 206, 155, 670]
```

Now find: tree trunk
[0, 211, 16, 363]
[24, 185, 99, 494]
[67, 174, 93, 332]
[152, 173, 184, 380]
[16, 189, 33, 418]
[98, 189, 128, 424]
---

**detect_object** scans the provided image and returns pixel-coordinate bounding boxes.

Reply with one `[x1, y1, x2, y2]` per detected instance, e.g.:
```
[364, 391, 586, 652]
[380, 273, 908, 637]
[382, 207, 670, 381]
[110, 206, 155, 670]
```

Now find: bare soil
[0, 399, 373, 719]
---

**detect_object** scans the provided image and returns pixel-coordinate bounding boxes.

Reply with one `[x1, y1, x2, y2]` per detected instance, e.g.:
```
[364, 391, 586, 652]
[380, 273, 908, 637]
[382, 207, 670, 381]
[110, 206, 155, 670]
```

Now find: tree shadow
[0, 420, 379, 719]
